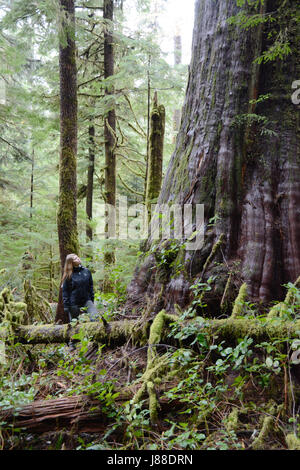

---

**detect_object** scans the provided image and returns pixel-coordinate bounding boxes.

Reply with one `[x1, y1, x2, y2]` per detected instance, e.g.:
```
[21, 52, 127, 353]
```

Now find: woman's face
[72, 255, 81, 266]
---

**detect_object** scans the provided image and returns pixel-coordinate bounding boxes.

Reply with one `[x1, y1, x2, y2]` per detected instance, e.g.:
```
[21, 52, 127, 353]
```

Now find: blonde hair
[61, 253, 78, 285]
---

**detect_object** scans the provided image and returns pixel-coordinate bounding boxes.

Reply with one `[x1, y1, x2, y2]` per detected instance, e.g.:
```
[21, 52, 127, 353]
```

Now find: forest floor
[1, 300, 300, 451]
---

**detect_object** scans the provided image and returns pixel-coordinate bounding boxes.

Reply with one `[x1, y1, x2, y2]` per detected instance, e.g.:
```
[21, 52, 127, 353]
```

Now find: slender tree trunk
[127, 0, 300, 315]
[30, 148, 34, 224]
[145, 92, 165, 222]
[173, 27, 182, 143]
[56, 0, 79, 323]
[86, 123, 95, 244]
[103, 0, 116, 291]
[144, 54, 151, 201]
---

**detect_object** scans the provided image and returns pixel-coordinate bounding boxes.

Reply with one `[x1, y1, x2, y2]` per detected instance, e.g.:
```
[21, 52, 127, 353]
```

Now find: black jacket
[62, 265, 94, 310]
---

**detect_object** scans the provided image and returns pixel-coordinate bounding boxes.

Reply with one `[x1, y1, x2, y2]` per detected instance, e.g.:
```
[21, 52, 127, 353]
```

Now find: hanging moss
[231, 283, 248, 318]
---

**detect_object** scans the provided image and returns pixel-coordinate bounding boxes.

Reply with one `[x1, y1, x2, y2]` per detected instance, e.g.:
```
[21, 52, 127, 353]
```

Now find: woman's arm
[62, 278, 71, 310]
[88, 271, 94, 302]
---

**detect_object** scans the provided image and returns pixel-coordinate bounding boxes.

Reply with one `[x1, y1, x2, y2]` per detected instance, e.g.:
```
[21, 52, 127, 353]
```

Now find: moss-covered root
[220, 272, 232, 311]
[225, 408, 239, 433]
[131, 354, 169, 406]
[251, 415, 274, 450]
[267, 276, 300, 319]
[267, 302, 284, 319]
[286, 433, 300, 450]
[147, 309, 178, 363]
[200, 233, 225, 280]
[147, 381, 159, 423]
[231, 283, 248, 318]
[132, 309, 178, 419]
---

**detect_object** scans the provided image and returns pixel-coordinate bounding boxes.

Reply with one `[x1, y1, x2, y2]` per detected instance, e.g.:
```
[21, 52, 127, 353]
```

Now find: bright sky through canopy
[159, 0, 195, 65]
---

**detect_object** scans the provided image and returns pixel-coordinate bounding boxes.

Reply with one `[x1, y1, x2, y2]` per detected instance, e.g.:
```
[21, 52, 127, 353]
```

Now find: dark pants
[69, 300, 98, 322]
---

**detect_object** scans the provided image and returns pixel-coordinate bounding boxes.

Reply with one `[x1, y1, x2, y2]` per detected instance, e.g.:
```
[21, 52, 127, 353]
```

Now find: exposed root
[251, 402, 276, 450]
[200, 233, 225, 281]
[220, 272, 232, 311]
[131, 309, 178, 419]
[147, 381, 159, 423]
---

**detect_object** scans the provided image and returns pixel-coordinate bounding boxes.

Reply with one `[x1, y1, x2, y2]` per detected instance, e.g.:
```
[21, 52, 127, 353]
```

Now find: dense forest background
[0, 0, 300, 453]
[0, 0, 188, 302]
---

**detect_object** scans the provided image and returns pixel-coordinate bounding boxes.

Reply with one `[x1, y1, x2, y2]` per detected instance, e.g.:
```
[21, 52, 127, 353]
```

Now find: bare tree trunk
[127, 0, 300, 315]
[56, 0, 79, 323]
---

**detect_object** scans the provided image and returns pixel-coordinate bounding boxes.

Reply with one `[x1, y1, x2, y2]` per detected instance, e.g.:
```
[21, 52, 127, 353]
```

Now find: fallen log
[0, 386, 180, 434]
[0, 319, 149, 346]
[1, 317, 300, 346]
[1, 395, 111, 433]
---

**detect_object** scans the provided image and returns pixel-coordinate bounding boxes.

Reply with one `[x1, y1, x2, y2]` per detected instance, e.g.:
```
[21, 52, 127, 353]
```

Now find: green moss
[231, 283, 248, 318]
[267, 302, 283, 319]
[23, 280, 52, 323]
[147, 381, 159, 423]
[225, 408, 239, 432]
[286, 433, 300, 450]
[252, 416, 273, 450]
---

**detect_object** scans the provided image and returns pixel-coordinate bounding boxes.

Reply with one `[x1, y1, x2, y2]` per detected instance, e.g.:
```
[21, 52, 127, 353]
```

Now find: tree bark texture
[56, 0, 79, 323]
[127, 0, 300, 314]
[145, 92, 165, 219]
[86, 124, 95, 242]
[57, 0, 79, 268]
[103, 0, 116, 285]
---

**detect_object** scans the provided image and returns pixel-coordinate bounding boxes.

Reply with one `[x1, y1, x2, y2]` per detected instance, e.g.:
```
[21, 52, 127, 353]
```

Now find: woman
[62, 253, 98, 322]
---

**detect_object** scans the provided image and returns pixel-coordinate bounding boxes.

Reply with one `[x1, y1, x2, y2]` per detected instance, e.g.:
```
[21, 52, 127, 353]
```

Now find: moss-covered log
[2, 316, 300, 346]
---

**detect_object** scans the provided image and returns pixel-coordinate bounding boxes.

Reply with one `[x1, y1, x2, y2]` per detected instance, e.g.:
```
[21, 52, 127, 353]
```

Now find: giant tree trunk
[127, 0, 300, 315]
[56, 0, 79, 323]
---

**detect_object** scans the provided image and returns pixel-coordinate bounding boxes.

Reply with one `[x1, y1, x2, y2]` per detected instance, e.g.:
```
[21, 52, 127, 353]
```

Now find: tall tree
[103, 0, 116, 289]
[57, 0, 79, 269]
[145, 91, 165, 221]
[127, 0, 300, 314]
[56, 0, 79, 322]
